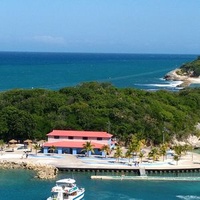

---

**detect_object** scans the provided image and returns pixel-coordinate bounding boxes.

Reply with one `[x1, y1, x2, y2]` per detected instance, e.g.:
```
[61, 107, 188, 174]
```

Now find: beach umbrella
[24, 139, 32, 144]
[9, 139, 17, 144]
[37, 140, 46, 145]
[23, 139, 33, 152]
[8, 139, 17, 151]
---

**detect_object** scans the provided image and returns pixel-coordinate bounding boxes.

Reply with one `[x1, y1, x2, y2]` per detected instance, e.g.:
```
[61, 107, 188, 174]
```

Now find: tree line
[180, 56, 200, 77]
[0, 82, 200, 144]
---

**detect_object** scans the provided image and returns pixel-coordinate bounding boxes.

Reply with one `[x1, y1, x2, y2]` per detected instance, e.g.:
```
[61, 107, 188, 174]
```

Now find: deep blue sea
[0, 52, 197, 91]
[0, 52, 200, 200]
[0, 170, 200, 200]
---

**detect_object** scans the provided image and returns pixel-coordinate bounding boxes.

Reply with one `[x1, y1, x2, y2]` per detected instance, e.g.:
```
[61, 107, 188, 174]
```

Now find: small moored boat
[47, 178, 85, 200]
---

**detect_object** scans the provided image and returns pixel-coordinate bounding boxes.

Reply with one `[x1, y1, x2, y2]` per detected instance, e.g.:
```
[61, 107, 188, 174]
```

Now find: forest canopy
[180, 56, 200, 77]
[0, 82, 200, 144]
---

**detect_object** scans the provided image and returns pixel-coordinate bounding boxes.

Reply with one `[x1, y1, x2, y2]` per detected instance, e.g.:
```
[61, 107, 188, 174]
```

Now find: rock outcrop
[172, 135, 200, 148]
[0, 160, 58, 179]
[164, 69, 194, 87]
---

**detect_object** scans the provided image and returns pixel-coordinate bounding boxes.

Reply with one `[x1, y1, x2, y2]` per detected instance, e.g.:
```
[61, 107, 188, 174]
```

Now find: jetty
[90, 175, 200, 181]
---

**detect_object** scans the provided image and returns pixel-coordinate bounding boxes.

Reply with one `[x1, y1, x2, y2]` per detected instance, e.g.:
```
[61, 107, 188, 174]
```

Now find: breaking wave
[176, 195, 200, 200]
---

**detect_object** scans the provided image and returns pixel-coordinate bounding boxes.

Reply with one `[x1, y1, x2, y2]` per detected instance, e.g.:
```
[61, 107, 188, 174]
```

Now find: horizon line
[0, 50, 198, 56]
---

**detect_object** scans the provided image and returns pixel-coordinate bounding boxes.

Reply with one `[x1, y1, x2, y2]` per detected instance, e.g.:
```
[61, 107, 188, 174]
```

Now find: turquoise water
[0, 52, 200, 199]
[28, 154, 62, 159]
[0, 170, 200, 200]
[194, 149, 200, 154]
[0, 52, 197, 91]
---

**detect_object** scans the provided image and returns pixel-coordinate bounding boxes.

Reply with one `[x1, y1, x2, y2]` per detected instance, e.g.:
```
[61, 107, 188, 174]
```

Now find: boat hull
[73, 191, 84, 200]
[47, 190, 84, 200]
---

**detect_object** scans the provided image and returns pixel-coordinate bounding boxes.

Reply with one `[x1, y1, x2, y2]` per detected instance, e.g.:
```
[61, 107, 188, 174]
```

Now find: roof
[43, 141, 104, 149]
[47, 130, 113, 138]
[56, 178, 75, 184]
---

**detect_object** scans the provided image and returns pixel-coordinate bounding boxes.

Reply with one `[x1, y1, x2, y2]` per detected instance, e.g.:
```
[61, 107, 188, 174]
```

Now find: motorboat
[47, 178, 85, 200]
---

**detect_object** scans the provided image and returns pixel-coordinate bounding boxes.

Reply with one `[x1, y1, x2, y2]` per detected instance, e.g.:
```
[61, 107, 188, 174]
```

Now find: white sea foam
[150, 80, 183, 88]
[136, 80, 184, 89]
[176, 195, 200, 200]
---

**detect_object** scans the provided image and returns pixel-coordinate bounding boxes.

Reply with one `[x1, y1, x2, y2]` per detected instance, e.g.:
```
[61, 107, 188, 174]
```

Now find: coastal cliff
[0, 160, 58, 179]
[164, 56, 200, 87]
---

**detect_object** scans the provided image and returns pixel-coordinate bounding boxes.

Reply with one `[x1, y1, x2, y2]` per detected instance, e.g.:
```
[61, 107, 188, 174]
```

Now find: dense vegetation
[0, 82, 200, 144]
[180, 56, 200, 77]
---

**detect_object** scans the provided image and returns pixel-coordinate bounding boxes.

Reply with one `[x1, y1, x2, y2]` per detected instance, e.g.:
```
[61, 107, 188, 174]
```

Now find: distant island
[164, 56, 200, 87]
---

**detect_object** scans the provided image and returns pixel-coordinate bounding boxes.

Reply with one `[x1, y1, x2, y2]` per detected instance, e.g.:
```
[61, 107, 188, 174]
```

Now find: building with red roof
[43, 130, 114, 155]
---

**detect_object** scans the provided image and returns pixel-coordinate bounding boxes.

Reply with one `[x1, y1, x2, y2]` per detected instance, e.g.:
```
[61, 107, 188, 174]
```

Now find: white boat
[47, 178, 85, 200]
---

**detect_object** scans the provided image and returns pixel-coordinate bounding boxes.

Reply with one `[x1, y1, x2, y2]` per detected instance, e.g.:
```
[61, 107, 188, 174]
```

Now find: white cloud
[33, 35, 65, 45]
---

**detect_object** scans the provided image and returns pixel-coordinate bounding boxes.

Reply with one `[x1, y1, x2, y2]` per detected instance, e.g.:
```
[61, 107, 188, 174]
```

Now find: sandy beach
[165, 69, 200, 87]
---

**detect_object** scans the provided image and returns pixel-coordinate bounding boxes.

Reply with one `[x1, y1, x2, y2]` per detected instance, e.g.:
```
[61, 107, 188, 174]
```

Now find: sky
[0, 0, 200, 54]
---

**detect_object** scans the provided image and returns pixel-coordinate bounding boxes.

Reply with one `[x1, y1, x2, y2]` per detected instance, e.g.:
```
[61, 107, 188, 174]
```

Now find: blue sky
[0, 0, 200, 54]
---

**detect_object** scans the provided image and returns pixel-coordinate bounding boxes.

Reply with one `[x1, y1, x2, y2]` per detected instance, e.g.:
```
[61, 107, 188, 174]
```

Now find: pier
[90, 175, 200, 181]
[57, 165, 200, 177]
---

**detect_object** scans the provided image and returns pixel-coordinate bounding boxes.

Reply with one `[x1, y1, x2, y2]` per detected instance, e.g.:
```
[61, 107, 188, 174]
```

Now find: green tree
[125, 149, 132, 163]
[82, 141, 94, 157]
[0, 82, 200, 145]
[49, 145, 56, 155]
[33, 144, 41, 155]
[173, 145, 183, 158]
[0, 140, 5, 155]
[148, 147, 160, 162]
[0, 106, 35, 141]
[101, 144, 110, 158]
[159, 143, 168, 161]
[138, 151, 145, 163]
[173, 154, 180, 165]
[114, 146, 123, 162]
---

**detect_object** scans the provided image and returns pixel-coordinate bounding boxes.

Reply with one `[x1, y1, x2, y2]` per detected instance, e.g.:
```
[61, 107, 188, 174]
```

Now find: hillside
[0, 82, 200, 144]
[180, 56, 200, 77]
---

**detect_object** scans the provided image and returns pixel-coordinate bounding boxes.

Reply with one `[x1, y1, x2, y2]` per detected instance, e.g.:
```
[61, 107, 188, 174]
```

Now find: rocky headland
[164, 56, 200, 88]
[0, 160, 58, 179]
[164, 68, 200, 88]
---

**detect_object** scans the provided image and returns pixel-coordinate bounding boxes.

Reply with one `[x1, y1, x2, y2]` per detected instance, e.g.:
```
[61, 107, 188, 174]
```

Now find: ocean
[0, 170, 200, 200]
[0, 52, 197, 91]
[0, 52, 200, 200]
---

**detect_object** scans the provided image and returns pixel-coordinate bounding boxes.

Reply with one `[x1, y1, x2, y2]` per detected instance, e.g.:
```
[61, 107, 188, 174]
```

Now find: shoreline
[164, 69, 200, 88]
[1, 151, 200, 179]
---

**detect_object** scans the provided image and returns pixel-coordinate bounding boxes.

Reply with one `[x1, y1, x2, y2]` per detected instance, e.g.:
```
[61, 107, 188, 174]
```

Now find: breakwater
[0, 160, 58, 179]
[91, 175, 200, 181]
[57, 166, 200, 177]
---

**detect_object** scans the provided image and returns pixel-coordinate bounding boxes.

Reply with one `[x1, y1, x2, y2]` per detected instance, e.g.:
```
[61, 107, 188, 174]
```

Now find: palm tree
[128, 135, 141, 159]
[125, 149, 132, 163]
[182, 144, 190, 155]
[173, 145, 183, 158]
[173, 154, 180, 165]
[82, 141, 94, 157]
[159, 143, 168, 161]
[138, 139, 146, 150]
[28, 142, 32, 152]
[138, 151, 145, 163]
[49, 145, 56, 155]
[0, 140, 5, 155]
[114, 145, 123, 162]
[148, 147, 160, 162]
[127, 136, 144, 161]
[101, 144, 110, 158]
[33, 144, 41, 155]
[187, 144, 194, 161]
